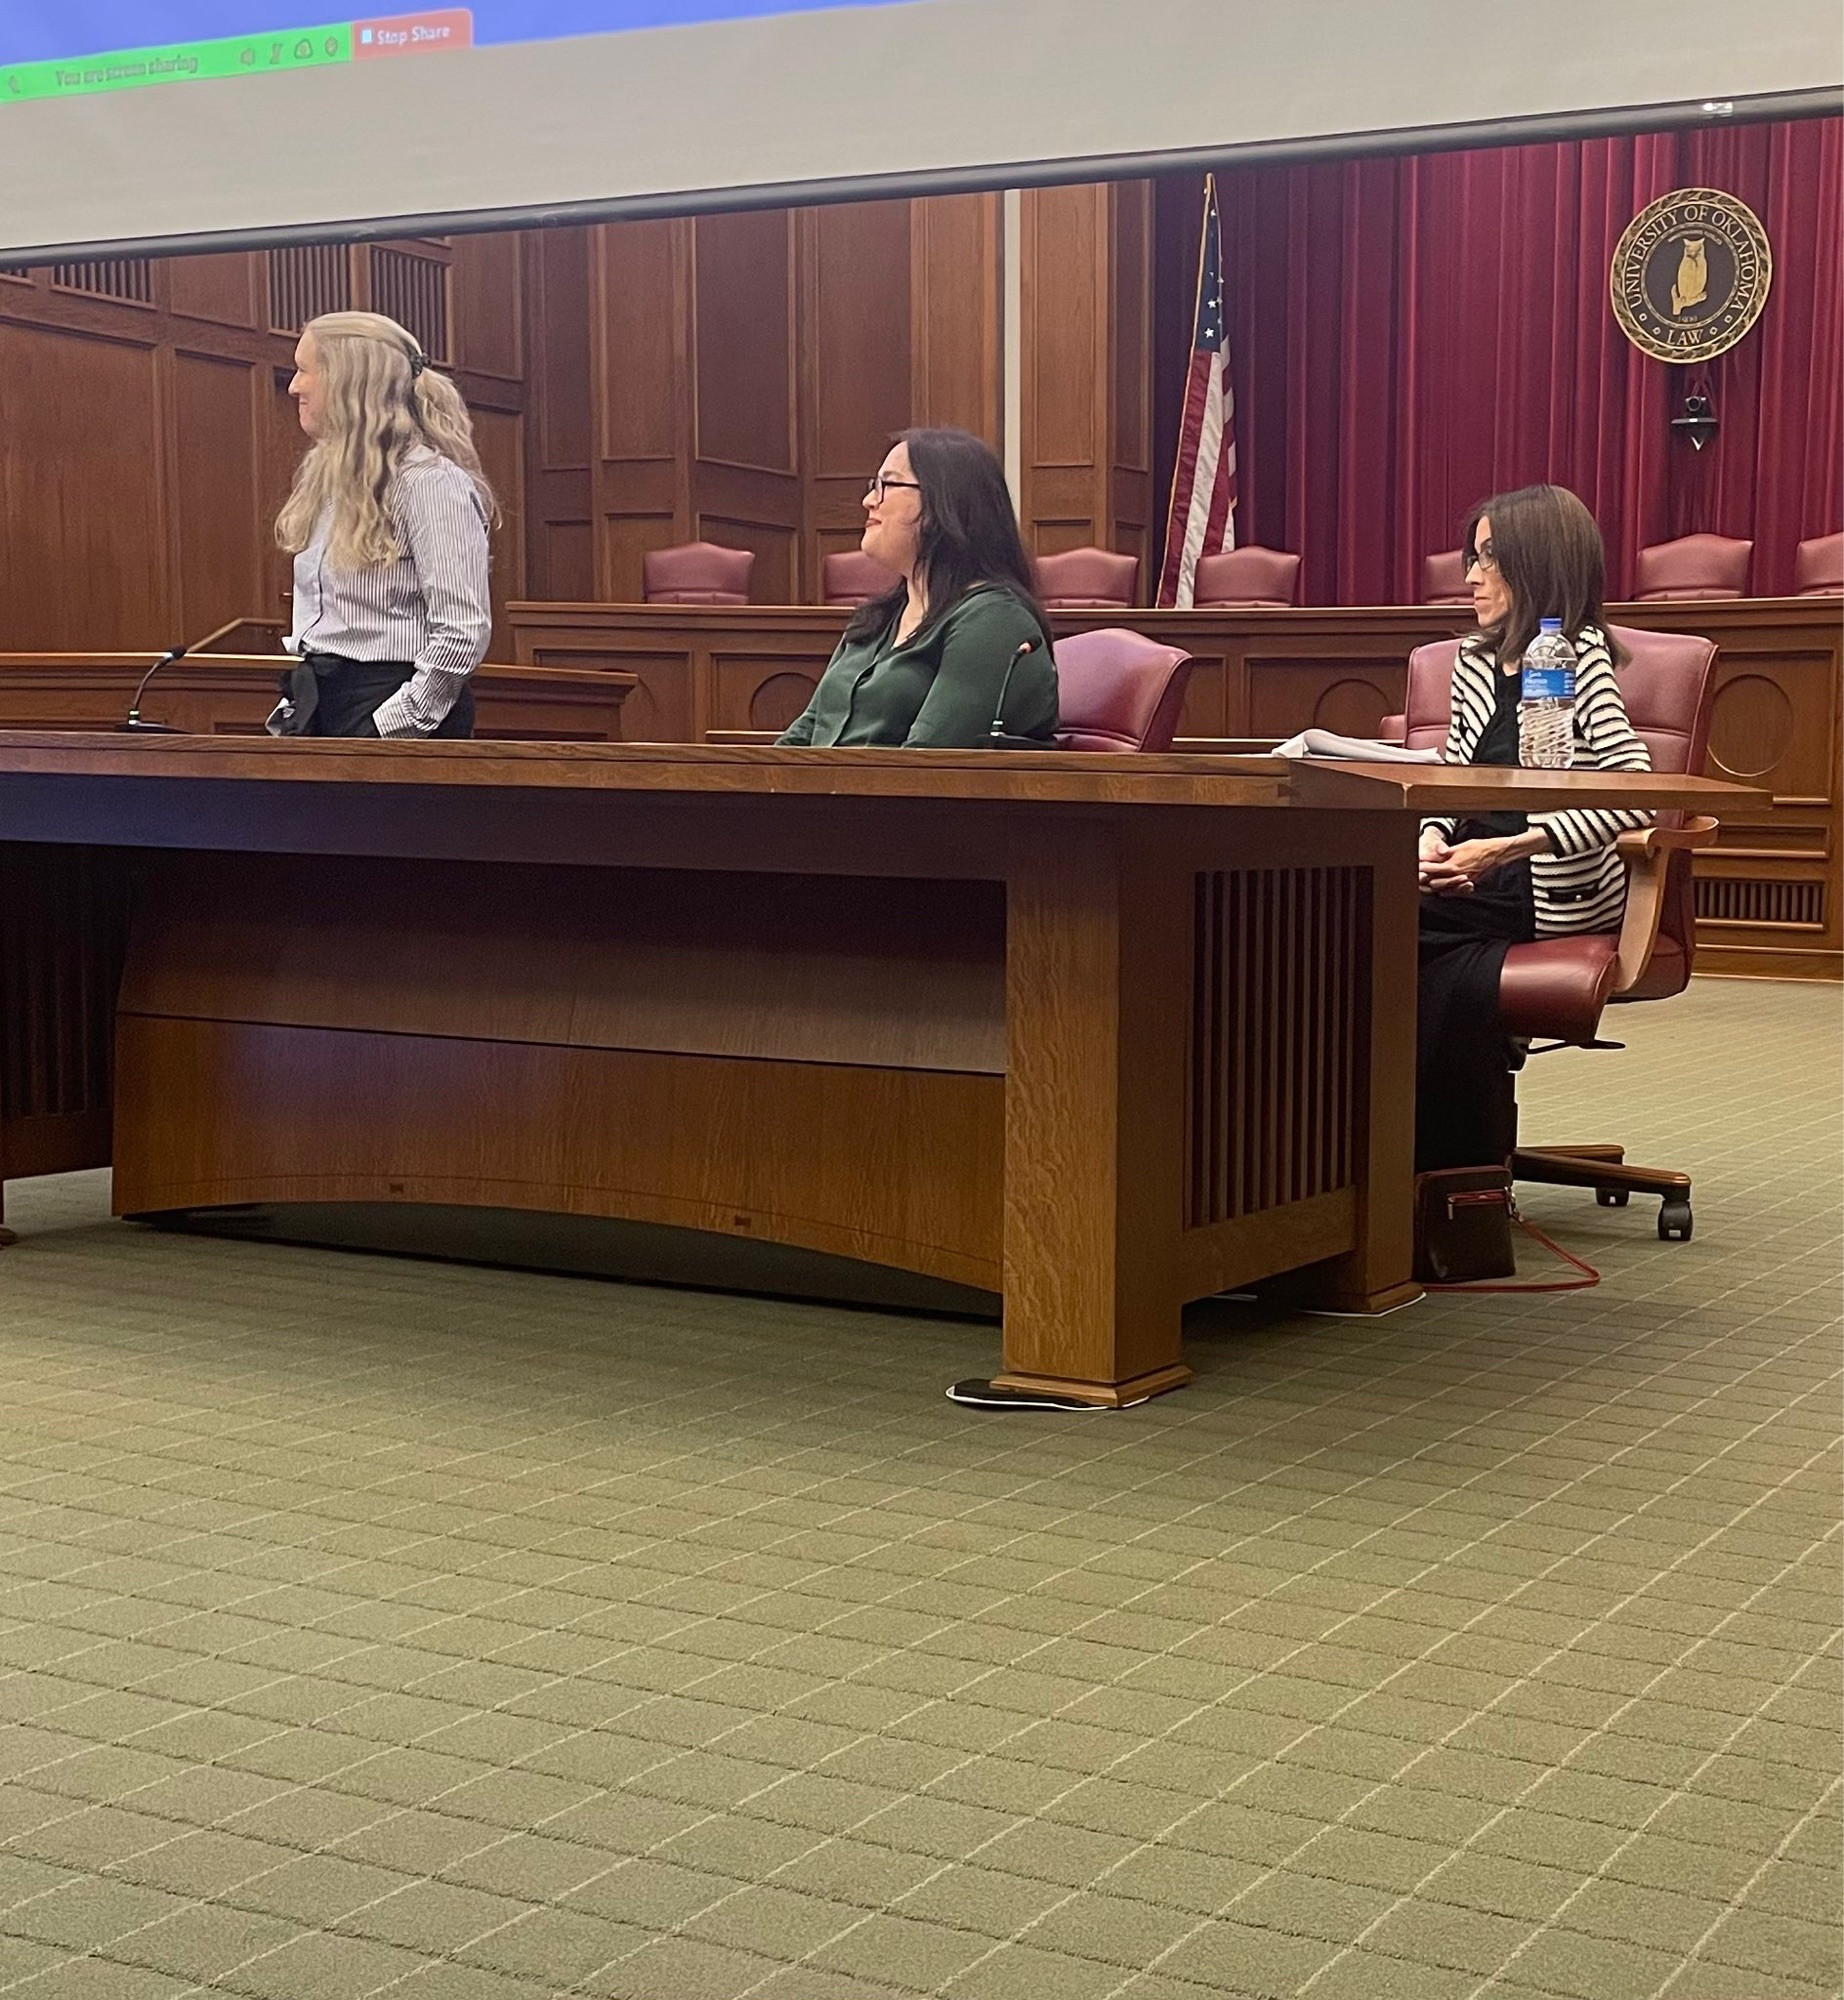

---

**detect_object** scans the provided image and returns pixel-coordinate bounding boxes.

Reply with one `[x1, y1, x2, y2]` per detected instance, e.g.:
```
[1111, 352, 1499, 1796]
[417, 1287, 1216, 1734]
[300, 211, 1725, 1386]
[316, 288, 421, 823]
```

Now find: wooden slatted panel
[1695, 876, 1825, 928]
[268, 245, 351, 333]
[0, 846, 126, 1121]
[1187, 866, 1365, 1228]
[50, 260, 152, 304]
[370, 247, 450, 363]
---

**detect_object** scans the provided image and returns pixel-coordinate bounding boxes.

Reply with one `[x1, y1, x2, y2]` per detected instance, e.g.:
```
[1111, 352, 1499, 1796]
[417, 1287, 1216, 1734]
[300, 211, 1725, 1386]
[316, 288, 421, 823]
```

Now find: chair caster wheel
[1658, 1199, 1693, 1242]
[1596, 1188, 1629, 1208]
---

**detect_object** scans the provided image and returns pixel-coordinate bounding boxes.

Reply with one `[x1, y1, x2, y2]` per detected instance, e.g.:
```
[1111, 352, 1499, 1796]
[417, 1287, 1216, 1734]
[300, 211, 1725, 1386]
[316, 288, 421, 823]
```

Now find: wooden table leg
[1310, 811, 1421, 1314]
[996, 819, 1192, 1405]
[0, 843, 123, 1248]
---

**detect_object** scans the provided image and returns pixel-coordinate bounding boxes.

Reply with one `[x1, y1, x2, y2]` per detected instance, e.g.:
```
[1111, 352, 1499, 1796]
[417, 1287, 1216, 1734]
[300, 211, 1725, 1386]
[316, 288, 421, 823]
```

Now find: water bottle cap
[1538, 617, 1563, 633]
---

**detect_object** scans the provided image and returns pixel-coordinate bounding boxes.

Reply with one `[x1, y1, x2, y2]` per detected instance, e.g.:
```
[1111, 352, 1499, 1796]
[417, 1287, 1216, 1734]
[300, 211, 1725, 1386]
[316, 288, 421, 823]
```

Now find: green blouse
[778, 584, 1058, 748]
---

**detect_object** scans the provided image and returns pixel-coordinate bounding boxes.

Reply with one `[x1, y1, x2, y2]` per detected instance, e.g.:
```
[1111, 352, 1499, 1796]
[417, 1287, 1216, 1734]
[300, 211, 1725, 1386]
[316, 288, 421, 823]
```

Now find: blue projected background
[2, 1, 891, 98]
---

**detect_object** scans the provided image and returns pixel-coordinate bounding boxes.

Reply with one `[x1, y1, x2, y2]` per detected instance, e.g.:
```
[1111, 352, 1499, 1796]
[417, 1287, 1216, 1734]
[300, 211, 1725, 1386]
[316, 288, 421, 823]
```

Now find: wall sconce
[1672, 384, 1720, 452]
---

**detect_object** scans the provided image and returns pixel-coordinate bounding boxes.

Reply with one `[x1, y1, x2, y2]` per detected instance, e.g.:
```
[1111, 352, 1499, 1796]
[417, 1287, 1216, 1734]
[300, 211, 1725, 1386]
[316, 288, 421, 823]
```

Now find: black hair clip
[408, 351, 427, 378]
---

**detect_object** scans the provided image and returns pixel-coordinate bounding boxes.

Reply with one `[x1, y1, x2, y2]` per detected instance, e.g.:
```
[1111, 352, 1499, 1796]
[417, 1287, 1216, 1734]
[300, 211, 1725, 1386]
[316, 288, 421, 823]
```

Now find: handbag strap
[1426, 1214, 1601, 1294]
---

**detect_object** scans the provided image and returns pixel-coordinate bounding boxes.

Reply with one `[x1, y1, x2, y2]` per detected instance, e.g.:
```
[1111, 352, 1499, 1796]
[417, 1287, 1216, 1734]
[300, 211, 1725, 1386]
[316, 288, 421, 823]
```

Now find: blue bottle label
[1521, 663, 1576, 701]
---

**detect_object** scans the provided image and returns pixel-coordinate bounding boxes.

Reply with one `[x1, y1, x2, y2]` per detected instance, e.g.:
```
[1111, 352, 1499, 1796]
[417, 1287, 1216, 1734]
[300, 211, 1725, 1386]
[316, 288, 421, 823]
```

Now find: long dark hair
[846, 427, 1049, 643]
[1460, 484, 1629, 666]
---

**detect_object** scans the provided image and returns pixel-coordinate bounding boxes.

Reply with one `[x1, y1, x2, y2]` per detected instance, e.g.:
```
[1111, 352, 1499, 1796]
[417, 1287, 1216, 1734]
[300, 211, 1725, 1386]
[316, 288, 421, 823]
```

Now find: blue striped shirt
[283, 446, 492, 738]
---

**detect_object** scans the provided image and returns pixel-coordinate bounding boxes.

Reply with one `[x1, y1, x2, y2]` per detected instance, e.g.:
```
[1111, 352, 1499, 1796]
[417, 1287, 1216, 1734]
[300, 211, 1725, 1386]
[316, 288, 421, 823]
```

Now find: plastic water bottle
[1519, 618, 1576, 769]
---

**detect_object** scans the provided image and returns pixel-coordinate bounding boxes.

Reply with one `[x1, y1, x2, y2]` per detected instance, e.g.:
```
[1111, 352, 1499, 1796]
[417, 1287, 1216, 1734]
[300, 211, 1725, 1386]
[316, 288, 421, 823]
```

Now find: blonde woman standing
[270, 311, 496, 738]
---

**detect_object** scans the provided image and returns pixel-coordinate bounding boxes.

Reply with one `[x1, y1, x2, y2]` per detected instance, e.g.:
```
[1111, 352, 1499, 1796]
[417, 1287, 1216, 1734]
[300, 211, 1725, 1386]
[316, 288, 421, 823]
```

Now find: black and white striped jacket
[1426, 625, 1652, 936]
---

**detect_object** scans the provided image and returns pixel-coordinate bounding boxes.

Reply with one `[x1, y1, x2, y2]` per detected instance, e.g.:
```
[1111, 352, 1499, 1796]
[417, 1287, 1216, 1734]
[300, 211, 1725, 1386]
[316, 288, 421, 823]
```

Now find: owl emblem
[1671, 236, 1709, 315]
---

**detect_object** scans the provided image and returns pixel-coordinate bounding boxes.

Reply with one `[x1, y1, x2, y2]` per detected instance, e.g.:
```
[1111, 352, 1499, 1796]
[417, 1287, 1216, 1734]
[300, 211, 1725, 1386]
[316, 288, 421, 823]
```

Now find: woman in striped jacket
[1416, 484, 1651, 1172]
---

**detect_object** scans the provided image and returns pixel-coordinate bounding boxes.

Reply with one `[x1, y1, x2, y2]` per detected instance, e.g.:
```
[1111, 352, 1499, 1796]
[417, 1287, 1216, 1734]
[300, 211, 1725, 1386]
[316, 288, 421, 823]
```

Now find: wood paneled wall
[0, 238, 527, 656]
[522, 193, 1003, 606]
[1, 185, 1146, 655]
[1020, 180, 1154, 587]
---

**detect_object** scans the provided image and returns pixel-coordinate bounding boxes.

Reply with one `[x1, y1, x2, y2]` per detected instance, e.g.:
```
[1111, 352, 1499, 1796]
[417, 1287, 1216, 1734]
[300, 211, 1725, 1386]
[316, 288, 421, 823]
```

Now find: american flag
[1156, 175, 1237, 608]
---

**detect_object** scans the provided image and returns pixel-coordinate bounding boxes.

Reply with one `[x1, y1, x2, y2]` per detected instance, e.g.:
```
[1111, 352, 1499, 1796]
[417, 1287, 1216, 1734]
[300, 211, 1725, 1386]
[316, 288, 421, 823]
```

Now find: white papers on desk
[1272, 728, 1443, 764]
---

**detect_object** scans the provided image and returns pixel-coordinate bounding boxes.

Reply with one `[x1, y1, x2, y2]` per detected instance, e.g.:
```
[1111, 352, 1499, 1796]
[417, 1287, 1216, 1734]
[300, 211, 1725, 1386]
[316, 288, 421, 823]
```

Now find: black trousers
[1416, 863, 1536, 1173]
[274, 652, 475, 738]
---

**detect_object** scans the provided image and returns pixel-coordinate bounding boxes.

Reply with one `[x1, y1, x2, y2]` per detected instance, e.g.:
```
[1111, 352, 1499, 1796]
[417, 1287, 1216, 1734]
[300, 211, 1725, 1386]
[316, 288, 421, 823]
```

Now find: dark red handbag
[1414, 1166, 1516, 1283]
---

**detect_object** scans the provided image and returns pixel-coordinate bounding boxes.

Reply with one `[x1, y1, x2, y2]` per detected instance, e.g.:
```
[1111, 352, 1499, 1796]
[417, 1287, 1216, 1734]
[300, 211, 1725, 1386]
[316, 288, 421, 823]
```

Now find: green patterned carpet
[0, 976, 1834, 1999]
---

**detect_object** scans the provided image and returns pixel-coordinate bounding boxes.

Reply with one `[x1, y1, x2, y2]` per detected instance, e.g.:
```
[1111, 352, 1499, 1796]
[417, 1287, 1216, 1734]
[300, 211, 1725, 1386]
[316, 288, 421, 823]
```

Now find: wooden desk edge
[0, 734, 1764, 815]
[0, 655, 638, 696]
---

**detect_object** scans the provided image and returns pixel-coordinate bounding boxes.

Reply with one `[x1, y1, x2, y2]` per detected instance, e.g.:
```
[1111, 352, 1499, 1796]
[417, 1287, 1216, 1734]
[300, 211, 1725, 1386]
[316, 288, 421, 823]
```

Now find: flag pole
[1156, 173, 1218, 609]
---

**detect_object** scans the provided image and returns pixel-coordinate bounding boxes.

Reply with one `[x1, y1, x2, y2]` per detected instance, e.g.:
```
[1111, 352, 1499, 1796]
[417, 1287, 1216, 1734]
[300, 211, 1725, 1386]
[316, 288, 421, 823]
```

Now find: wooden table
[509, 597, 1842, 981]
[0, 655, 638, 743]
[0, 737, 1756, 1402]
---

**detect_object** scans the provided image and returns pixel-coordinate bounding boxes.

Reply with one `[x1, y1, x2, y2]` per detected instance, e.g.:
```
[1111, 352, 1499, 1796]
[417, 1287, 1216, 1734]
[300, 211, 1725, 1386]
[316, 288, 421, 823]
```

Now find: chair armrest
[1379, 714, 1407, 745]
[1611, 816, 1719, 993]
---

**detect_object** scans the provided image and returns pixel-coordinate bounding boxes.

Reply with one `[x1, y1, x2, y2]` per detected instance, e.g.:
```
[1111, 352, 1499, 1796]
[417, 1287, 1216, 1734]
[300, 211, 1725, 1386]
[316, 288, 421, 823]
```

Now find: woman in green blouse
[779, 427, 1058, 748]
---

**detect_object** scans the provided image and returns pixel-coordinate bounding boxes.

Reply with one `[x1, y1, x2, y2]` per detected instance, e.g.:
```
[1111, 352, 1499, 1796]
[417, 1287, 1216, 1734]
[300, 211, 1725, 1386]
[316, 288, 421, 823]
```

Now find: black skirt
[1415, 659, 1536, 1173]
[1416, 855, 1536, 1172]
[273, 652, 475, 739]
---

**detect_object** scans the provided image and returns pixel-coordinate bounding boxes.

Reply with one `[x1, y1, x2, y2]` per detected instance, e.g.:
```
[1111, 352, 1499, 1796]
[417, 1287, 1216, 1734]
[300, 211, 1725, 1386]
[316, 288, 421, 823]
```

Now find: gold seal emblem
[1610, 188, 1772, 364]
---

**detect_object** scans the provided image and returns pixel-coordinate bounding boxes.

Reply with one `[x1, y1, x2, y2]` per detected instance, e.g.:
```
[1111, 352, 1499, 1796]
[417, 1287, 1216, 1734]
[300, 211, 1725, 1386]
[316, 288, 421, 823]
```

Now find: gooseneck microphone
[988, 639, 1043, 747]
[120, 646, 190, 733]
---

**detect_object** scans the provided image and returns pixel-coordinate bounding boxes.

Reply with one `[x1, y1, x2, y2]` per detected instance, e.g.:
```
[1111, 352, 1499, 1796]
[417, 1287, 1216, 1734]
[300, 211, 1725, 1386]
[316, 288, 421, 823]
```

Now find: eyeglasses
[865, 473, 922, 503]
[1465, 542, 1499, 576]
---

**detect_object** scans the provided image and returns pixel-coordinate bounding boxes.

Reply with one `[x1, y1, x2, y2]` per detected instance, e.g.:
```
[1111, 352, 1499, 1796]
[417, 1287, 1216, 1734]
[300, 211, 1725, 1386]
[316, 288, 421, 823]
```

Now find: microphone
[988, 638, 1043, 747]
[120, 646, 190, 733]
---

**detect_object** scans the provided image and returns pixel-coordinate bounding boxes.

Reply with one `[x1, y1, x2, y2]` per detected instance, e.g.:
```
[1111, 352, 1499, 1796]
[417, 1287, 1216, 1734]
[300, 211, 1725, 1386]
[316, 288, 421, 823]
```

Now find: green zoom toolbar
[3, 24, 351, 104]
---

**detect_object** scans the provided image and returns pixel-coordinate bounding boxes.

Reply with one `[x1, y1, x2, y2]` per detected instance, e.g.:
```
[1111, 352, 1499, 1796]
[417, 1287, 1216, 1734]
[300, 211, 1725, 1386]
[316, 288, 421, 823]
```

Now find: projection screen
[1, 0, 1837, 262]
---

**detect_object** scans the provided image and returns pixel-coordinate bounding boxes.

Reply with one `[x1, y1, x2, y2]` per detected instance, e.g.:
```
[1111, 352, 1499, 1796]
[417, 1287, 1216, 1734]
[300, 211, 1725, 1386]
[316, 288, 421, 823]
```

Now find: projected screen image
[1, 0, 896, 103]
[0, 0, 1829, 268]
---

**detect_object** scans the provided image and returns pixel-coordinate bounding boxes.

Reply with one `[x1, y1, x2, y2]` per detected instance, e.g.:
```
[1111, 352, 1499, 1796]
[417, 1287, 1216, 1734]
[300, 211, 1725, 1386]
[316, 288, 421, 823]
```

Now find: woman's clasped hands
[1418, 826, 1547, 895]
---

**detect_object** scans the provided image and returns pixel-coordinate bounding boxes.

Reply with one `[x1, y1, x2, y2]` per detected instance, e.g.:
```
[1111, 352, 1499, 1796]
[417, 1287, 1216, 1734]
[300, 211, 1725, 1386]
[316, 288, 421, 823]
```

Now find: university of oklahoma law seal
[1610, 188, 1772, 364]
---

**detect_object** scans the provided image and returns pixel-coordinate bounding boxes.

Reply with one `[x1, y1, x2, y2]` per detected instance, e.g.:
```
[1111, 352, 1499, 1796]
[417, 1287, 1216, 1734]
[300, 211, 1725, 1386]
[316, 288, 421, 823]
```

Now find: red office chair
[642, 542, 756, 605]
[1794, 533, 1843, 596]
[1423, 551, 1472, 605]
[1632, 534, 1752, 601]
[1052, 629, 1194, 752]
[1385, 624, 1721, 1238]
[1035, 547, 1139, 610]
[1192, 547, 1302, 608]
[821, 550, 901, 607]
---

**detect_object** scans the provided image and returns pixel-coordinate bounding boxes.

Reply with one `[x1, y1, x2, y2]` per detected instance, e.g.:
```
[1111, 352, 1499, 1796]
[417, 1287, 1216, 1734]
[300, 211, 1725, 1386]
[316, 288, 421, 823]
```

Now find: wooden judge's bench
[0, 651, 637, 743]
[507, 596, 1843, 982]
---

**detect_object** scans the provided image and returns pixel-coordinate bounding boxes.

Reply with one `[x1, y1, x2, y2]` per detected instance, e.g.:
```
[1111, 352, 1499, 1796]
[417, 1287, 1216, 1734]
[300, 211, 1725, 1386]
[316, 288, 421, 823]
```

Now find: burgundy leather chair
[1422, 550, 1472, 605]
[1192, 547, 1302, 608]
[1794, 532, 1843, 596]
[642, 542, 755, 605]
[820, 550, 901, 607]
[1387, 623, 1721, 1238]
[1035, 547, 1138, 610]
[1052, 629, 1194, 752]
[1632, 534, 1752, 601]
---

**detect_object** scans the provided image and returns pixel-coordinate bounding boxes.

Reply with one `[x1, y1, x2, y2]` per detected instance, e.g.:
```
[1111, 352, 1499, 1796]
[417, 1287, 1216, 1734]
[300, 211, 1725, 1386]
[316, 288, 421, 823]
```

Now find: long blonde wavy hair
[275, 310, 499, 571]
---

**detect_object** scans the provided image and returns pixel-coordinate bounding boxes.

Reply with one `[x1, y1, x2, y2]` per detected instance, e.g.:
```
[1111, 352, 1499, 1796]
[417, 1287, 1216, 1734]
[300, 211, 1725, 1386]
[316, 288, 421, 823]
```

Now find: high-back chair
[1794, 532, 1843, 596]
[1051, 629, 1194, 752]
[1035, 547, 1138, 610]
[1389, 624, 1721, 1237]
[1192, 547, 1302, 608]
[1422, 550, 1472, 604]
[642, 541, 756, 605]
[820, 550, 900, 607]
[1632, 533, 1752, 601]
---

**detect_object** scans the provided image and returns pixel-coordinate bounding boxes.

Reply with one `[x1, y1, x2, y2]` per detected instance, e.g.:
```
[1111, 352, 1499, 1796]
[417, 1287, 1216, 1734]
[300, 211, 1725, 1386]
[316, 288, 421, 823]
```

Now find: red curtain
[1152, 116, 1842, 603]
